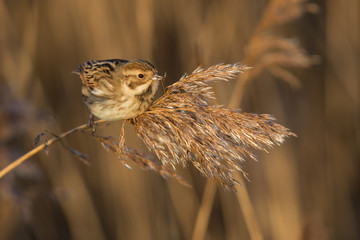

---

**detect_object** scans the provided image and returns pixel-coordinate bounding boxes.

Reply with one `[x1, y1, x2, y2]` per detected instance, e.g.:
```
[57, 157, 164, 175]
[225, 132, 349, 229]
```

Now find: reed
[134, 63, 295, 190]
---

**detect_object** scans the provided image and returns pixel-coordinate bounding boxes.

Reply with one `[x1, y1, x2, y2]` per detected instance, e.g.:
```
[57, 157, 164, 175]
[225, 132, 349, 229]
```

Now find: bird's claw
[87, 114, 97, 133]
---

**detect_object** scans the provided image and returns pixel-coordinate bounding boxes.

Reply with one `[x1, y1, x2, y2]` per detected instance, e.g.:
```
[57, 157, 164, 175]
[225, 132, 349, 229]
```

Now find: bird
[73, 59, 162, 123]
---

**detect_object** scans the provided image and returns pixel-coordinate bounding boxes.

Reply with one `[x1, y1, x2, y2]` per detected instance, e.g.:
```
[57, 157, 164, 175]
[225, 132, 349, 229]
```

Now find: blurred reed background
[0, 0, 359, 239]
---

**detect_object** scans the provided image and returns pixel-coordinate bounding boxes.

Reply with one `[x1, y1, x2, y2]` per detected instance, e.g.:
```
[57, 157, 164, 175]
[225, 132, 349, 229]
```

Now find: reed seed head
[132, 63, 295, 190]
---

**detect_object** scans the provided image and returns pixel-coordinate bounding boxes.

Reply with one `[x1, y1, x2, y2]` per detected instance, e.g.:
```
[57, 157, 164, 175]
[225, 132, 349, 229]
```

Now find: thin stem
[235, 173, 264, 240]
[228, 72, 249, 109]
[191, 181, 217, 240]
[0, 120, 105, 179]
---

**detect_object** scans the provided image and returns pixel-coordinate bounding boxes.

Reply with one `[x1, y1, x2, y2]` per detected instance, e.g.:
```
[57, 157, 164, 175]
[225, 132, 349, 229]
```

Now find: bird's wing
[73, 59, 128, 97]
[74, 59, 127, 89]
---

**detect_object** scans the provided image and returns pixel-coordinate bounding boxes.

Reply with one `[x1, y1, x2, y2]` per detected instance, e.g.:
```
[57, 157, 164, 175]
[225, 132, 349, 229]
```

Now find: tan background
[0, 0, 359, 239]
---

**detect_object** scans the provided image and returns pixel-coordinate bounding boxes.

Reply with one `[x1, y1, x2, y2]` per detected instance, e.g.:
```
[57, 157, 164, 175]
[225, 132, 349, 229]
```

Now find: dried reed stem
[0, 120, 105, 179]
[234, 173, 264, 240]
[191, 181, 217, 240]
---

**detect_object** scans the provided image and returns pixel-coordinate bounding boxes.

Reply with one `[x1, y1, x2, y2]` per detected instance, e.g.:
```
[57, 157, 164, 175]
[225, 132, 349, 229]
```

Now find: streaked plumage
[74, 59, 162, 121]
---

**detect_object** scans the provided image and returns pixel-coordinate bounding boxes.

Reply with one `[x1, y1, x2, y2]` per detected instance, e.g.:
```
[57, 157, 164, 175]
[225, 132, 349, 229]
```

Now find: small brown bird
[73, 59, 162, 122]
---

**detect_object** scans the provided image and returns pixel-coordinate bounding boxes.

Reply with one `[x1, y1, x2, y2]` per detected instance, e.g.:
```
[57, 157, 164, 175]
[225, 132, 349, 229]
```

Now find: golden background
[0, 0, 359, 239]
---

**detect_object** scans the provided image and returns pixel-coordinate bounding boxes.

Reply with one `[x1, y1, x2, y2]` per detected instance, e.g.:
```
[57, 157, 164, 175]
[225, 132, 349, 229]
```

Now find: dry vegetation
[0, 0, 359, 240]
[134, 63, 295, 190]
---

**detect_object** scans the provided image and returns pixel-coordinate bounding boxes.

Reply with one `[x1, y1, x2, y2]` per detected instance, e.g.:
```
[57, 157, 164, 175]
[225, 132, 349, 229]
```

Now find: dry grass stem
[191, 181, 217, 240]
[234, 173, 264, 240]
[0, 120, 105, 179]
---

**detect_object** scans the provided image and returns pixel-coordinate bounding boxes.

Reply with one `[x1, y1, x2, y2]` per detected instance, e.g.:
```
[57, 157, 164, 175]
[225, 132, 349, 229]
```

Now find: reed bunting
[73, 59, 162, 122]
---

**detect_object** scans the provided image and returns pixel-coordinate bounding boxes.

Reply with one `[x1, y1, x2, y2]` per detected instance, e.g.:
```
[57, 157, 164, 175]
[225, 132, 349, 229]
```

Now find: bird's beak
[72, 70, 80, 75]
[152, 74, 163, 81]
[72, 65, 84, 75]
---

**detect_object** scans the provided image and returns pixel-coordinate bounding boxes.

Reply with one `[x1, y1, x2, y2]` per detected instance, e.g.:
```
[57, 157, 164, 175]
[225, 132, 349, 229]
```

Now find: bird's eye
[138, 73, 144, 78]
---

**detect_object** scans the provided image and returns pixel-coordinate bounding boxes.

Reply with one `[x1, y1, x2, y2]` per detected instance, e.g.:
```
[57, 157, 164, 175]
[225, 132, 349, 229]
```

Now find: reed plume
[132, 63, 295, 190]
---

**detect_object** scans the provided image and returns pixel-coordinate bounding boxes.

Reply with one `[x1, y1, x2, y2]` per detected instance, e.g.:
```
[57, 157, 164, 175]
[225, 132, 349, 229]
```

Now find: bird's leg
[129, 118, 136, 125]
[87, 113, 97, 133]
[118, 121, 132, 168]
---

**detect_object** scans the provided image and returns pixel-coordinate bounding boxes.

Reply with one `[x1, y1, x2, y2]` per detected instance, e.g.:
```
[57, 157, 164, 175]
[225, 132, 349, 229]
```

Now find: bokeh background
[0, 0, 359, 239]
